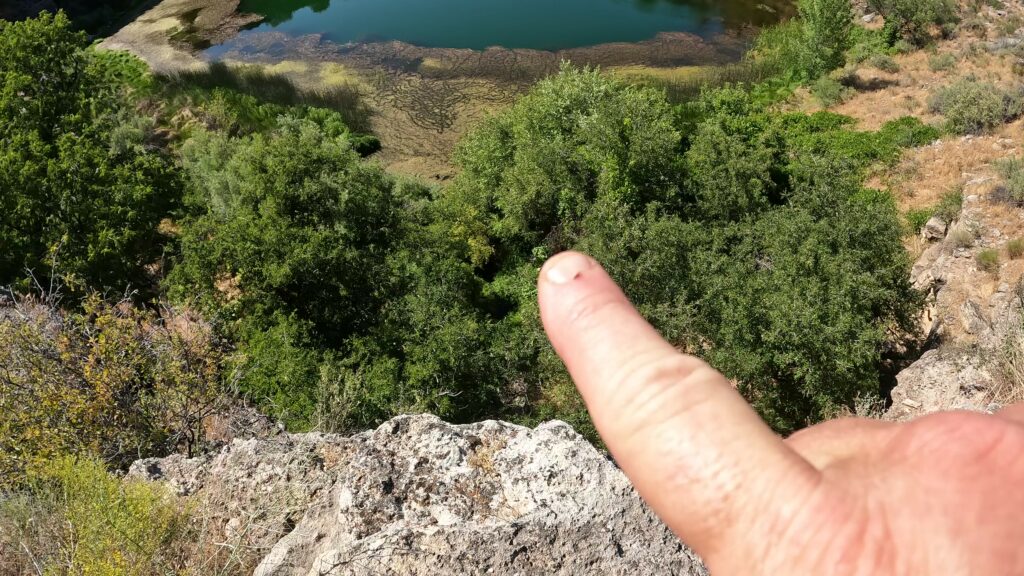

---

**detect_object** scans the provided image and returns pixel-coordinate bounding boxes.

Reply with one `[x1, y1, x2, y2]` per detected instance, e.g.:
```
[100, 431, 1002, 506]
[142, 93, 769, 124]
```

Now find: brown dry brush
[992, 281, 1024, 406]
[0, 290, 281, 575]
[0, 291, 225, 485]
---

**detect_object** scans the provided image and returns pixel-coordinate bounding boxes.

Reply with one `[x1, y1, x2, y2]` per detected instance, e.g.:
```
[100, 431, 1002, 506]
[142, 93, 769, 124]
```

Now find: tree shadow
[237, 0, 330, 26]
[842, 75, 900, 93]
[157, 61, 375, 133]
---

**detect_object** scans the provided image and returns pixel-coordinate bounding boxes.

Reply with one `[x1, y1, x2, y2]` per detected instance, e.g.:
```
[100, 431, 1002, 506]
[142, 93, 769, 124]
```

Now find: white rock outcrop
[130, 415, 706, 576]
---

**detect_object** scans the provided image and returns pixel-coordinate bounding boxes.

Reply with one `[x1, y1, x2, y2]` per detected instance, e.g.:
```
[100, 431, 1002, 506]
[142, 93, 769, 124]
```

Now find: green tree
[799, 0, 853, 76]
[0, 12, 176, 293]
[447, 72, 921, 433]
[170, 117, 402, 427]
[868, 0, 958, 45]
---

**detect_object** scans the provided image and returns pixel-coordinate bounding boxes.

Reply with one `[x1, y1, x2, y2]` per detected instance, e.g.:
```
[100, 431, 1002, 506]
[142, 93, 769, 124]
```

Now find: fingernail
[545, 252, 595, 285]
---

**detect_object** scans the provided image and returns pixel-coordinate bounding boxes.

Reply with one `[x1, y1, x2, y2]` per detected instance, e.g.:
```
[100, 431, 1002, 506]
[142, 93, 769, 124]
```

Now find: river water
[233, 0, 792, 51]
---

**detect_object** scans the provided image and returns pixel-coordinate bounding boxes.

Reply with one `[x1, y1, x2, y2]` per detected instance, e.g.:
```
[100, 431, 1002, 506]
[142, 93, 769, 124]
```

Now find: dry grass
[834, 20, 1022, 131]
[874, 126, 1022, 215]
[992, 284, 1024, 406]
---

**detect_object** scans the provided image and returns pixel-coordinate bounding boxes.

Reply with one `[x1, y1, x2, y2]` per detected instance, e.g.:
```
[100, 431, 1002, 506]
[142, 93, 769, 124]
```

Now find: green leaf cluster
[168, 67, 927, 434]
[0, 12, 177, 293]
[868, 0, 959, 46]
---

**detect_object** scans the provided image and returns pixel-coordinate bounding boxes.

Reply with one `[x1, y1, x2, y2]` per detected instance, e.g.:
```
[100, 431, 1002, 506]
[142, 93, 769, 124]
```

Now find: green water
[234, 0, 792, 51]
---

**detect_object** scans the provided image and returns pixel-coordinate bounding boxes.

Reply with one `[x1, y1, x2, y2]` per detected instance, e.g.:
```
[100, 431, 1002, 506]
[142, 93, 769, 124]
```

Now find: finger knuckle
[563, 289, 631, 332]
[607, 354, 719, 429]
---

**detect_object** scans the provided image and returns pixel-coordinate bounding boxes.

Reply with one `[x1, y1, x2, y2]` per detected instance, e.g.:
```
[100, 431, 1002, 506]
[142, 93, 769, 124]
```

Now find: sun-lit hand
[538, 251, 1024, 576]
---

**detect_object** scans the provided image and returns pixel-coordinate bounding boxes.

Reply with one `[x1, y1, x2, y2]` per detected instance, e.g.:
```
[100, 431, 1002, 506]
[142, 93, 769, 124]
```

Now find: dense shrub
[0, 12, 178, 293]
[443, 69, 922, 431]
[928, 79, 1024, 134]
[811, 76, 854, 107]
[906, 208, 933, 233]
[170, 68, 926, 435]
[752, 0, 852, 80]
[169, 117, 409, 428]
[868, 53, 900, 73]
[846, 26, 892, 64]
[934, 187, 965, 222]
[928, 52, 958, 71]
[0, 295, 223, 484]
[799, 0, 853, 76]
[868, 0, 959, 46]
[751, 20, 811, 78]
[995, 156, 1024, 204]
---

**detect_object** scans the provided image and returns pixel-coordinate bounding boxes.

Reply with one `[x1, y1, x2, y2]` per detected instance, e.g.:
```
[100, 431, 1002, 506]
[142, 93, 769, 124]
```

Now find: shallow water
[233, 0, 792, 51]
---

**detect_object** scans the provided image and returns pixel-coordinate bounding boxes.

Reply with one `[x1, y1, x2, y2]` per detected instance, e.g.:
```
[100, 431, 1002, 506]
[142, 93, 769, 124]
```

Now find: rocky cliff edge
[129, 414, 707, 576]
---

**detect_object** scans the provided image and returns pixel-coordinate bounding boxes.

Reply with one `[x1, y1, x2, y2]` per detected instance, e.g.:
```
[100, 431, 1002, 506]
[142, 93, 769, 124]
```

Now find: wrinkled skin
[538, 251, 1024, 576]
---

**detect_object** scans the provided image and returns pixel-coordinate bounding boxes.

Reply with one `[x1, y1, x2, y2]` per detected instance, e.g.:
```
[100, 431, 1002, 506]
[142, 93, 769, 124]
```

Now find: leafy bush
[0, 456, 188, 575]
[0, 294, 223, 484]
[868, 0, 959, 46]
[1007, 238, 1024, 259]
[751, 20, 812, 78]
[929, 52, 958, 71]
[0, 12, 178, 293]
[928, 79, 1024, 134]
[169, 118, 407, 428]
[977, 248, 1001, 274]
[60, 58, 928, 438]
[444, 70, 921, 432]
[750, 0, 852, 80]
[811, 76, 854, 107]
[892, 39, 917, 54]
[846, 26, 892, 64]
[876, 115, 942, 151]
[906, 208, 934, 233]
[994, 156, 1024, 204]
[934, 186, 965, 223]
[799, 0, 853, 76]
[778, 113, 938, 169]
[868, 53, 900, 73]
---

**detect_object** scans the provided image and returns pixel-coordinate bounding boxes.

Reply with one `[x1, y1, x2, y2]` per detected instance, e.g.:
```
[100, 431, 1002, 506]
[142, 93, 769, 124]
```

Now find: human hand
[538, 252, 1024, 575]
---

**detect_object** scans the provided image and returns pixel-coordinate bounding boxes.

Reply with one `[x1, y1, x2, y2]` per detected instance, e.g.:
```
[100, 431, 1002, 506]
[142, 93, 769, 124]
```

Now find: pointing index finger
[538, 252, 823, 557]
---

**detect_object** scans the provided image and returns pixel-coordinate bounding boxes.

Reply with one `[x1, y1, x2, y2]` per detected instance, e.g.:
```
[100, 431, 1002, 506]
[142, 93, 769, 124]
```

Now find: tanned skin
[538, 251, 1024, 576]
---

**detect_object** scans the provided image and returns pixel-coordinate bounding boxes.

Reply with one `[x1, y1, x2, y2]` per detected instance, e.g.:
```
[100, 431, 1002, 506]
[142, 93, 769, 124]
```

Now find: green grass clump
[1007, 238, 1024, 259]
[977, 248, 1001, 274]
[928, 79, 1024, 135]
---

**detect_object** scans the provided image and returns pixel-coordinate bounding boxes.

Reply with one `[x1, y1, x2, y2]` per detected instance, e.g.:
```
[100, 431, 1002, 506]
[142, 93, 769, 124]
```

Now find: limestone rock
[960, 300, 992, 336]
[921, 216, 948, 241]
[886, 348, 995, 421]
[131, 415, 706, 576]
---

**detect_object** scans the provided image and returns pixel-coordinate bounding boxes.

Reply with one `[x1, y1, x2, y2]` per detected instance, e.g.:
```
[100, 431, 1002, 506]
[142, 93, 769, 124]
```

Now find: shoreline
[99, 0, 767, 178]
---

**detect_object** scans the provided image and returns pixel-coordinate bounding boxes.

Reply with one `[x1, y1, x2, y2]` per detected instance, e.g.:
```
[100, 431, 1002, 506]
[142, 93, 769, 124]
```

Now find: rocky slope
[130, 415, 706, 576]
[885, 141, 1024, 420]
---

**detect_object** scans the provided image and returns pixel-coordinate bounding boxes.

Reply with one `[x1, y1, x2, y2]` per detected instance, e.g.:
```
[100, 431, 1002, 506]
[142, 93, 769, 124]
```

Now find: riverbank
[100, 0, 771, 178]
